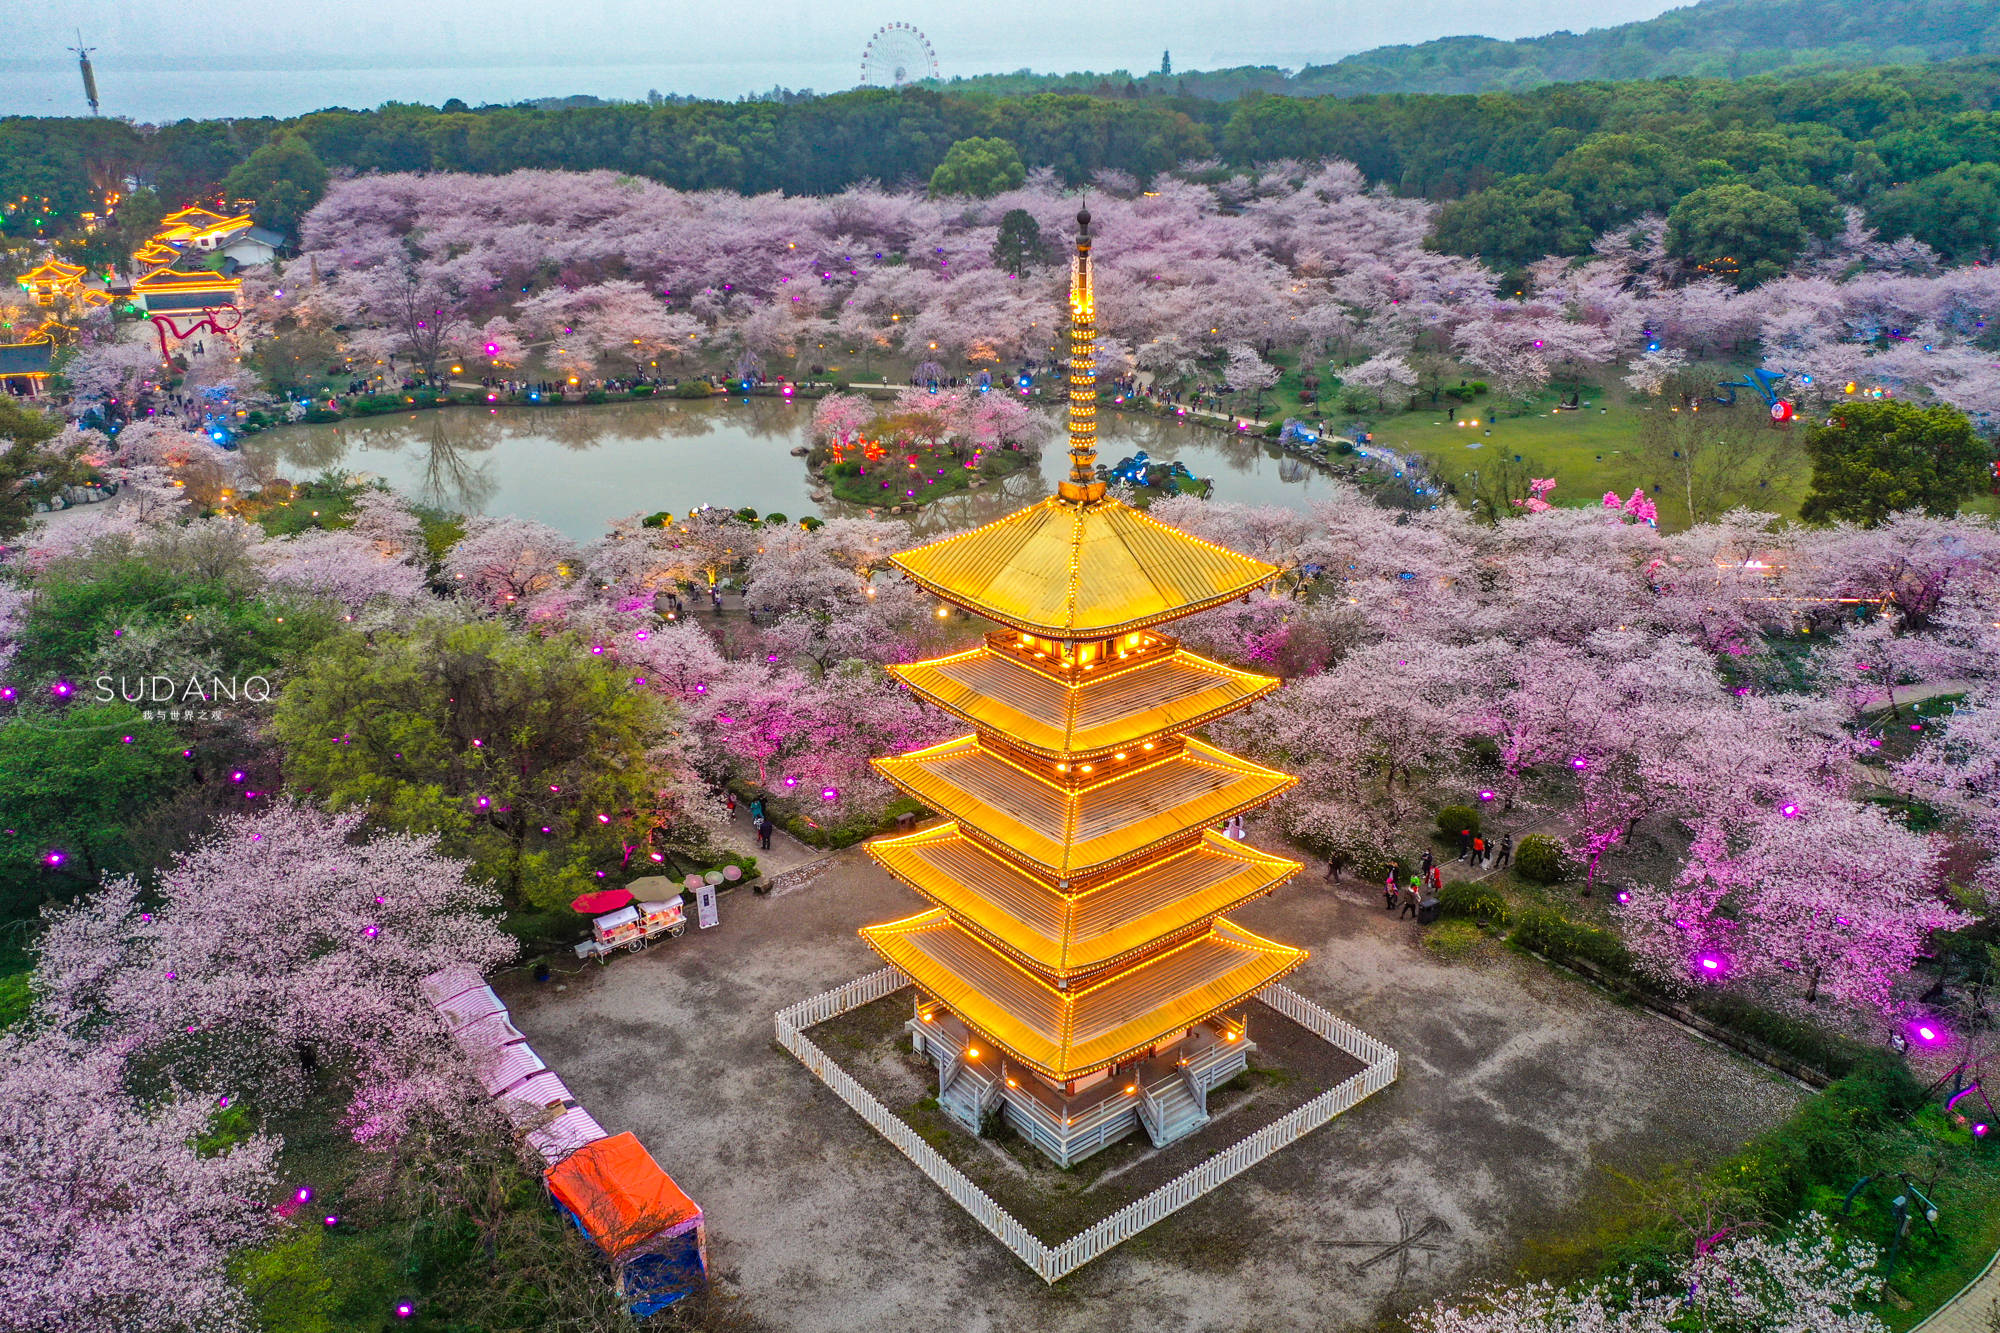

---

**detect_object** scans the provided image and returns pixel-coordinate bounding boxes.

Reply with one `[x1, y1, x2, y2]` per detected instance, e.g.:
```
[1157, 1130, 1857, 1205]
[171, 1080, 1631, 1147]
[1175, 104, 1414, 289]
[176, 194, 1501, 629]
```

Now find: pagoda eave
[888, 646, 1278, 761]
[860, 909, 1306, 1083]
[871, 736, 1298, 881]
[868, 823, 1302, 978]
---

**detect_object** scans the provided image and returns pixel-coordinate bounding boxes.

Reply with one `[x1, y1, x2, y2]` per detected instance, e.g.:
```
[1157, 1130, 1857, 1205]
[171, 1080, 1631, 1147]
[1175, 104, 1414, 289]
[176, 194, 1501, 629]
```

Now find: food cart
[574, 899, 687, 964]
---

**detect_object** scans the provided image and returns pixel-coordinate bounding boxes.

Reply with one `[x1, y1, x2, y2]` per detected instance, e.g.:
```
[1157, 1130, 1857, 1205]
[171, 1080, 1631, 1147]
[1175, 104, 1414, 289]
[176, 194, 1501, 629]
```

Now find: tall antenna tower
[69, 31, 100, 116]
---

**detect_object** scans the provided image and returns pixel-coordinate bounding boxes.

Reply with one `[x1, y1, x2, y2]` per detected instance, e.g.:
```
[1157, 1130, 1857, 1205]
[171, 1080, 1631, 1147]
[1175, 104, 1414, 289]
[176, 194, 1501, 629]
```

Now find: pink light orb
[1911, 722, 1923, 731]
[0, 687, 15, 702]
[1616, 890, 1632, 904]
[1869, 738, 1883, 748]
[634, 629, 651, 642]
[323, 1215, 339, 1227]
[693, 683, 707, 694]
[1695, 953, 1727, 978]
[590, 644, 604, 655]
[649, 851, 664, 862]
[1477, 789, 1496, 801]
[597, 814, 610, 824]
[295, 1187, 313, 1204]
[475, 796, 490, 808]
[218, 1095, 230, 1108]
[633, 676, 647, 685]
[783, 775, 799, 788]
[230, 771, 245, 783]
[1570, 756, 1589, 771]
[51, 680, 73, 698]
[820, 786, 838, 801]
[396, 1303, 415, 1319]
[121, 735, 133, 744]
[471, 738, 483, 747]
[44, 850, 64, 867]
[1779, 802, 1799, 818]
[362, 924, 380, 939]
[374, 895, 386, 905]
[549, 784, 561, 793]
[1977, 1123, 1990, 1137]
[540, 826, 552, 834]
[1913, 1021, 1948, 1046]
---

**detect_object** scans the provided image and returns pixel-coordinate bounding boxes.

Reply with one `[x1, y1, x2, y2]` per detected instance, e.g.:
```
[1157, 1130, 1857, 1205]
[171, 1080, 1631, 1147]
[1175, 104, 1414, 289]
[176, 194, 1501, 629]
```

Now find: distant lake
[0, 60, 864, 120]
[243, 397, 1346, 541]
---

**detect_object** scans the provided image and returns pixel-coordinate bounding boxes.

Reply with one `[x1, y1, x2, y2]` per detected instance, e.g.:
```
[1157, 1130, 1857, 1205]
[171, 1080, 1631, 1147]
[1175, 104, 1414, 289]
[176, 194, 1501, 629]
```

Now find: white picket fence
[774, 969, 1399, 1283]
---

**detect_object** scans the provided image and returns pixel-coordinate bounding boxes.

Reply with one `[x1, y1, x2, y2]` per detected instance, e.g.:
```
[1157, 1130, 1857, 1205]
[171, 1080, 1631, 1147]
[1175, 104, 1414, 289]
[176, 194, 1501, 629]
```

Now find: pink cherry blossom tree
[441, 514, 580, 610]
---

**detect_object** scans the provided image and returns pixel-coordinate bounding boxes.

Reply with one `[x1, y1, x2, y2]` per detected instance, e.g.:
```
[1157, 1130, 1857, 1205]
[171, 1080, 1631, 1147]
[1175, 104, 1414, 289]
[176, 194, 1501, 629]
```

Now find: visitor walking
[756, 817, 773, 850]
[1428, 864, 1443, 899]
[1325, 850, 1345, 882]
[1495, 834, 1512, 870]
[1470, 834, 1486, 868]
[1419, 849, 1434, 878]
[1400, 874, 1422, 920]
[750, 798, 765, 824]
[1456, 826, 1473, 860]
[1383, 869, 1399, 911]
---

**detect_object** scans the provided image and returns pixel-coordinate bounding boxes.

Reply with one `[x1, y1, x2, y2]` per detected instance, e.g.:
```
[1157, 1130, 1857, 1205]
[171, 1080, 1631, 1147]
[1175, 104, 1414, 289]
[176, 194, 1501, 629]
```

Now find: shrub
[672, 380, 714, 399]
[1514, 833, 1570, 884]
[763, 512, 787, 526]
[1512, 904, 1630, 973]
[1340, 392, 1372, 413]
[582, 389, 608, 404]
[1438, 879, 1510, 925]
[1423, 919, 1485, 961]
[1263, 420, 1282, 438]
[1435, 804, 1481, 840]
[629, 384, 655, 397]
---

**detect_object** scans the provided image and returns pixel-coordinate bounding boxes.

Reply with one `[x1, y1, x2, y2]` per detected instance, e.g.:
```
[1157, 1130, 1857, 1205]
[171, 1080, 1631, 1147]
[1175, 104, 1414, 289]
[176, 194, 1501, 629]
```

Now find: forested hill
[1295, 0, 2000, 95]
[940, 0, 2000, 100]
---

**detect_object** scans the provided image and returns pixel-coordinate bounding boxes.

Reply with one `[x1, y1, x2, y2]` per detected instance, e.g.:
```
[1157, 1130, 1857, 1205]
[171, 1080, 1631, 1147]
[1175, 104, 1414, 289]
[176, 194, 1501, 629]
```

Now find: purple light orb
[1977, 1123, 1990, 1138]
[1911, 722, 1923, 731]
[295, 1187, 313, 1205]
[590, 644, 604, 655]
[1695, 953, 1727, 978]
[0, 687, 15, 702]
[230, 771, 245, 783]
[44, 850, 64, 867]
[1779, 802, 1799, 818]
[693, 683, 707, 694]
[1912, 1021, 1948, 1047]
[121, 735, 133, 744]
[1616, 890, 1632, 904]
[217, 1095, 230, 1109]
[51, 680, 73, 698]
[1869, 738, 1883, 748]
[783, 775, 799, 788]
[1570, 756, 1589, 771]
[395, 1303, 415, 1319]
[1477, 789, 1496, 802]
[820, 786, 839, 801]
[475, 796, 490, 809]
[362, 924, 380, 939]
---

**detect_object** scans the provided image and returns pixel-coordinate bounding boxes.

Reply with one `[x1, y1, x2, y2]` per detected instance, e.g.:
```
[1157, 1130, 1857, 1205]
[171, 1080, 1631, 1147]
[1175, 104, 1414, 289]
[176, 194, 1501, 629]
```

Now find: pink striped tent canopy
[451, 1011, 528, 1053]
[473, 1040, 547, 1097]
[436, 984, 508, 1031]
[417, 963, 486, 1008]
[496, 1070, 576, 1129]
[526, 1106, 608, 1166]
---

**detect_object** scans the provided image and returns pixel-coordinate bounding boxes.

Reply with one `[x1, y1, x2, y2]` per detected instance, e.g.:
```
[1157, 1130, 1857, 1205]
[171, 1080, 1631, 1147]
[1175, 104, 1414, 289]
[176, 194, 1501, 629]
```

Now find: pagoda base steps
[912, 1013, 1248, 1168]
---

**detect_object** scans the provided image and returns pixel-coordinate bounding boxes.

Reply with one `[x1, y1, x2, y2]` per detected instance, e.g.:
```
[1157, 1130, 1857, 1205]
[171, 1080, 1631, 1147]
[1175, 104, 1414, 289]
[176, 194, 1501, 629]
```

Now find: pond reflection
[248, 399, 1346, 540]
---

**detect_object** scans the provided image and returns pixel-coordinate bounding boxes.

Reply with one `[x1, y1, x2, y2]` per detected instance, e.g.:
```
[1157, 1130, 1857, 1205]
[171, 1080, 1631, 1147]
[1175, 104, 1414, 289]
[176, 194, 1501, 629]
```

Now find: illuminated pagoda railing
[859, 208, 1308, 1166]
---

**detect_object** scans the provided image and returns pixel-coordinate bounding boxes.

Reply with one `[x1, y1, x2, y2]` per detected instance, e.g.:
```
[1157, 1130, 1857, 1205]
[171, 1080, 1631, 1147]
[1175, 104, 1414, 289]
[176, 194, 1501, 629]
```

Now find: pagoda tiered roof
[861, 909, 1304, 1081]
[890, 495, 1279, 638]
[889, 639, 1277, 760]
[857, 209, 1307, 1092]
[873, 734, 1294, 880]
[869, 823, 1300, 978]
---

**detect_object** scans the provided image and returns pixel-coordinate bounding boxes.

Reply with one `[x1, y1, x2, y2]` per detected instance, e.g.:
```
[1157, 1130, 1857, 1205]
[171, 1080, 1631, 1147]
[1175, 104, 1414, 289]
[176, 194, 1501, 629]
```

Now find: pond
[243, 397, 1352, 541]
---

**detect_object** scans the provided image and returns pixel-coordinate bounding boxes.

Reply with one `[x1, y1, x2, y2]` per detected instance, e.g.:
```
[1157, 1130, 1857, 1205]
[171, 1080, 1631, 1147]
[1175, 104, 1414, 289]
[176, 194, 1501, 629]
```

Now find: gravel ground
[501, 837, 1805, 1333]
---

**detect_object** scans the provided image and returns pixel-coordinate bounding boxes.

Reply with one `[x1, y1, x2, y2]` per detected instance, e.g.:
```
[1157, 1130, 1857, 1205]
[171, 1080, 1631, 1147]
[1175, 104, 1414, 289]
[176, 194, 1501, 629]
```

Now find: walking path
[1912, 1250, 2000, 1331]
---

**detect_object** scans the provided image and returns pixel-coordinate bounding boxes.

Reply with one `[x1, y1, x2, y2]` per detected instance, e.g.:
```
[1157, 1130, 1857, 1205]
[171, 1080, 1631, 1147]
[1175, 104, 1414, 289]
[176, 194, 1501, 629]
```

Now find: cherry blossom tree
[0, 1031, 279, 1333]
[1624, 800, 1960, 1009]
[33, 803, 516, 1139]
[1413, 1214, 1881, 1333]
[441, 514, 580, 610]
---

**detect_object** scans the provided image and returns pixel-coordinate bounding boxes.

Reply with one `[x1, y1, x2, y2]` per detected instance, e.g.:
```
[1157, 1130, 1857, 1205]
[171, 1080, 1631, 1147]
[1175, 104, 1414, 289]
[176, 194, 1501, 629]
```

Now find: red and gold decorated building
[859, 210, 1307, 1165]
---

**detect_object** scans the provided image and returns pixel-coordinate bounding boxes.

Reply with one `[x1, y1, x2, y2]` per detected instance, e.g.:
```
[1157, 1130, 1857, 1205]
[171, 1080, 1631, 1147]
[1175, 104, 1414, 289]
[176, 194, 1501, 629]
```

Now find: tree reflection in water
[413, 411, 500, 513]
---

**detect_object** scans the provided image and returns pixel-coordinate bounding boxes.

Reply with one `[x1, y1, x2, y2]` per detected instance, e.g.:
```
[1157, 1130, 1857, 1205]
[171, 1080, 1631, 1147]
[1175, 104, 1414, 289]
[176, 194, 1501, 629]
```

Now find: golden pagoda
[860, 208, 1307, 1165]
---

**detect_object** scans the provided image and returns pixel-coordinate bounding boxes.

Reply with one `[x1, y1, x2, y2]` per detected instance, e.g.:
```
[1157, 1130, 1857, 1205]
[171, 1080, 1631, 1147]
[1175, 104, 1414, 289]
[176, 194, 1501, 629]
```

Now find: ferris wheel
[860, 22, 939, 88]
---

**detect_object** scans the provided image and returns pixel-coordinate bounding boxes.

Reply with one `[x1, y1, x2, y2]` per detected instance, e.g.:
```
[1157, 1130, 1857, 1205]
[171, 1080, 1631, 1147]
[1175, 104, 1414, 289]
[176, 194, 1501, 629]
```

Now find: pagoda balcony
[889, 641, 1277, 762]
[869, 823, 1300, 979]
[872, 734, 1295, 880]
[861, 909, 1303, 1083]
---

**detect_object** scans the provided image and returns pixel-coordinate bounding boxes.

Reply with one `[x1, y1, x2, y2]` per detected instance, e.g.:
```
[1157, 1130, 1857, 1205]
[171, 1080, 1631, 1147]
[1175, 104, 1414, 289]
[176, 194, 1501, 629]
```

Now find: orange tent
[545, 1132, 702, 1257]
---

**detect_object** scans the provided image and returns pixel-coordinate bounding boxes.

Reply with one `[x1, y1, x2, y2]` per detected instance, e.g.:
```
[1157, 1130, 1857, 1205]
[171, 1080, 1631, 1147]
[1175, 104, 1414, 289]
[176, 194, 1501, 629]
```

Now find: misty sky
[1, 0, 1696, 117]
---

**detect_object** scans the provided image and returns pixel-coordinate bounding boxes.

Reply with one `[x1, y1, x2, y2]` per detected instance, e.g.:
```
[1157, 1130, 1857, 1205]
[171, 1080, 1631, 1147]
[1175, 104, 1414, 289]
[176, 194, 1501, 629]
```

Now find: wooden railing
[775, 973, 1397, 1283]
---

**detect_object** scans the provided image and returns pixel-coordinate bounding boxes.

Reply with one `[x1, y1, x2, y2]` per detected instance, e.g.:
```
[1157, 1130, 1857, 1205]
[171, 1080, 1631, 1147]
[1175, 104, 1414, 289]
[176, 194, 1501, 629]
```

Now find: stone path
[1913, 1252, 2000, 1332]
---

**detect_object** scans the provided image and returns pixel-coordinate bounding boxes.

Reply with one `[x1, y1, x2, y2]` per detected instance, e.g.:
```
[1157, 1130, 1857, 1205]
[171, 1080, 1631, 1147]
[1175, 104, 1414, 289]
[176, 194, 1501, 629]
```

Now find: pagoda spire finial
[1058, 203, 1106, 504]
